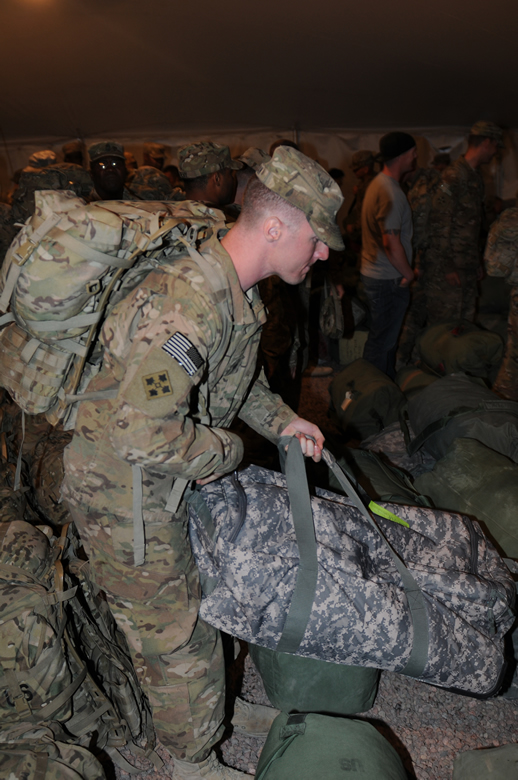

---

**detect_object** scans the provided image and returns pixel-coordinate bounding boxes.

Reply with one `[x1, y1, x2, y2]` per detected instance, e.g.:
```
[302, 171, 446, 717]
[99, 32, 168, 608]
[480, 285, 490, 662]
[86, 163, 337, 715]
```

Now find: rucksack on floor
[406, 373, 518, 462]
[255, 713, 407, 780]
[329, 359, 405, 440]
[188, 438, 515, 697]
[0, 520, 161, 773]
[395, 365, 439, 400]
[0, 191, 225, 427]
[0, 727, 107, 780]
[417, 320, 504, 379]
[453, 743, 518, 780]
[414, 438, 518, 559]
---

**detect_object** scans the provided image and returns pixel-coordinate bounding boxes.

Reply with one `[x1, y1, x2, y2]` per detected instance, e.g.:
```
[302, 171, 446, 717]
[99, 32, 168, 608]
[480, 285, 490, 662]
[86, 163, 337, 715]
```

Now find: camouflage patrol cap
[129, 166, 173, 199]
[143, 142, 167, 160]
[256, 146, 345, 251]
[28, 150, 58, 168]
[351, 150, 375, 171]
[88, 141, 125, 163]
[62, 139, 83, 156]
[470, 121, 504, 147]
[178, 141, 243, 179]
[237, 147, 271, 171]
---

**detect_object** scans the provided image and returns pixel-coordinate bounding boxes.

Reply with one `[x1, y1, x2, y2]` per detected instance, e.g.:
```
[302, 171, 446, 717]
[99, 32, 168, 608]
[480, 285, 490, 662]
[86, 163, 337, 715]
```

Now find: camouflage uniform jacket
[427, 156, 485, 274]
[62, 233, 297, 520]
[407, 167, 441, 254]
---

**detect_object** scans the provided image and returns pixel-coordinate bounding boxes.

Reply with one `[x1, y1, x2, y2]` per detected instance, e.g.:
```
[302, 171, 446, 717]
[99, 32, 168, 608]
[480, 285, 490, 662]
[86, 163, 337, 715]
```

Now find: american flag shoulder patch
[162, 332, 204, 377]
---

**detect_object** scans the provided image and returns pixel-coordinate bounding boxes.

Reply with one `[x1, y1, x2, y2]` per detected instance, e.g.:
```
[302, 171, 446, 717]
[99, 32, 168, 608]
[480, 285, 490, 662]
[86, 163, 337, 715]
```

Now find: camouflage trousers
[66, 502, 225, 762]
[397, 274, 427, 365]
[493, 286, 518, 401]
[424, 268, 478, 326]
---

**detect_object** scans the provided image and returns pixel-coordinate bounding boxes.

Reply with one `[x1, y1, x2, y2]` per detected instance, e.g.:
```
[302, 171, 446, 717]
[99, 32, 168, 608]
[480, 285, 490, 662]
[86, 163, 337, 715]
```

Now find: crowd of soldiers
[1, 127, 517, 778]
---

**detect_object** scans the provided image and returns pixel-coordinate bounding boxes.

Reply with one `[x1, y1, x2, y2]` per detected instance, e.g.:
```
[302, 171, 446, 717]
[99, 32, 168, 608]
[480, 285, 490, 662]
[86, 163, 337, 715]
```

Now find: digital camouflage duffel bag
[188, 438, 515, 697]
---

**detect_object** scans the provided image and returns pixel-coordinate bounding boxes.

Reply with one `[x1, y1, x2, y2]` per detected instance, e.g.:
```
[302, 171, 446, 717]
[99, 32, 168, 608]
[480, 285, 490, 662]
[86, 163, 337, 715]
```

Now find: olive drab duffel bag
[414, 438, 518, 559]
[452, 744, 518, 780]
[329, 359, 405, 440]
[254, 713, 407, 780]
[248, 643, 380, 716]
[417, 320, 504, 379]
[0, 191, 226, 427]
[395, 365, 439, 400]
[405, 373, 518, 462]
[188, 438, 515, 697]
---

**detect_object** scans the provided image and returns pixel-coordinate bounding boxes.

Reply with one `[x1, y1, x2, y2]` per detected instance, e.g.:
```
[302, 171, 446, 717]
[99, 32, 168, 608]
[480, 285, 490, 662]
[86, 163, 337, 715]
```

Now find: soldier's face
[280, 220, 329, 285]
[91, 156, 127, 194]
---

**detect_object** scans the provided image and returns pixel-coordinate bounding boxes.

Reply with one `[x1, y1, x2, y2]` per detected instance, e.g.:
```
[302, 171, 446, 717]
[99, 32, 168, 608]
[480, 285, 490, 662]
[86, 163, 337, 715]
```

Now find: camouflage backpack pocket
[0, 321, 75, 415]
[0, 732, 106, 780]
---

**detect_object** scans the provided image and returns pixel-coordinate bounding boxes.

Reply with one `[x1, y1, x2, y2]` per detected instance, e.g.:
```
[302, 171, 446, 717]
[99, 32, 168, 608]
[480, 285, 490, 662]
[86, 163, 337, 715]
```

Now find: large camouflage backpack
[0, 726, 106, 780]
[484, 206, 518, 285]
[0, 520, 161, 773]
[0, 191, 226, 427]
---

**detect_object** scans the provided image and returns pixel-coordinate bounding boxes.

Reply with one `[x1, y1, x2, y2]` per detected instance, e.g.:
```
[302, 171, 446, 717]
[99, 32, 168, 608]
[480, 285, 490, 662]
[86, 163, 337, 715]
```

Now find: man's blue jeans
[361, 275, 410, 379]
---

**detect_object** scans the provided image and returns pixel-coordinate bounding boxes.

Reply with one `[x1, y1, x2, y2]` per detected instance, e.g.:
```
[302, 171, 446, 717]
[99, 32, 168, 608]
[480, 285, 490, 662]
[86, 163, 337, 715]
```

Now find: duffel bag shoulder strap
[276, 436, 429, 679]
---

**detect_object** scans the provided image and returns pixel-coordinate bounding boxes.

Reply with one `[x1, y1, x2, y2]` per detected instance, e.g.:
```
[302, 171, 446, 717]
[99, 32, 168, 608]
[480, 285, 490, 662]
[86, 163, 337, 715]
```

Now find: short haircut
[238, 176, 306, 231]
[182, 172, 211, 194]
[467, 134, 491, 149]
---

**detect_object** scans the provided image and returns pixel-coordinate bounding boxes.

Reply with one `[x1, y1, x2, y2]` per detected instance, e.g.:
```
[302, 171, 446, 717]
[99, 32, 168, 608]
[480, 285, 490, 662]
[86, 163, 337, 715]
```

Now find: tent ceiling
[1, 0, 518, 141]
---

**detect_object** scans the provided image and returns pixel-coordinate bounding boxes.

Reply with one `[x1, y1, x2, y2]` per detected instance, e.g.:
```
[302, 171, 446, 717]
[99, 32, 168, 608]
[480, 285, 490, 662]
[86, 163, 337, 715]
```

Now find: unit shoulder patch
[142, 370, 173, 400]
[162, 332, 204, 376]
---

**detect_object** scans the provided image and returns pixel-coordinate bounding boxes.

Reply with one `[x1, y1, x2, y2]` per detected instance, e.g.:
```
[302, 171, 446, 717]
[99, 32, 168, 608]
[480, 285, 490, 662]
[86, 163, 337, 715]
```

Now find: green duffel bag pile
[453, 744, 518, 780]
[328, 448, 433, 508]
[329, 359, 405, 440]
[255, 713, 407, 780]
[418, 320, 504, 379]
[395, 365, 439, 400]
[249, 644, 379, 716]
[414, 437, 518, 559]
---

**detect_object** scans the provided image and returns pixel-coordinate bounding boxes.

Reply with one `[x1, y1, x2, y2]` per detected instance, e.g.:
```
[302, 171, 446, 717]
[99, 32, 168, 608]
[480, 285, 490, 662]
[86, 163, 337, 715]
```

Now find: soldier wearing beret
[62, 147, 343, 779]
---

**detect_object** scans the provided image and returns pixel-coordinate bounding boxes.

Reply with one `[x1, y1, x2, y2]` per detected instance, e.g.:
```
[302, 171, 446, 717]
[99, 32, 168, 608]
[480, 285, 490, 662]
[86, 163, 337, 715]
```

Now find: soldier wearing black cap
[360, 132, 417, 378]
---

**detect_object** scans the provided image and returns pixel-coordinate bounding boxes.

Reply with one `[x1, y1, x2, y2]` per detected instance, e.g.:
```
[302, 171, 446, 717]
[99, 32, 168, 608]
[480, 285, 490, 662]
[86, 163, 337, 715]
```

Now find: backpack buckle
[86, 279, 101, 295]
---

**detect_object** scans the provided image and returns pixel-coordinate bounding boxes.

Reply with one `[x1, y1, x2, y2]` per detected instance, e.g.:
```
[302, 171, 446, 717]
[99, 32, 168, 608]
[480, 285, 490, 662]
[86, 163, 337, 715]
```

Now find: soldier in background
[62, 139, 85, 167]
[178, 141, 241, 208]
[61, 147, 341, 779]
[423, 120, 503, 325]
[484, 206, 518, 399]
[88, 141, 131, 200]
[269, 138, 299, 155]
[343, 150, 376, 251]
[142, 142, 167, 170]
[128, 166, 175, 200]
[124, 151, 139, 185]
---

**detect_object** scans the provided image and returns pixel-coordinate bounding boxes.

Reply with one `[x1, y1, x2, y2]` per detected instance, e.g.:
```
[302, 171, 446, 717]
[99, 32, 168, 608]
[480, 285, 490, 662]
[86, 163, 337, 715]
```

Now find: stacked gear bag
[0, 519, 161, 775]
[405, 373, 518, 462]
[0, 190, 225, 428]
[417, 320, 504, 380]
[188, 438, 515, 697]
[255, 713, 408, 780]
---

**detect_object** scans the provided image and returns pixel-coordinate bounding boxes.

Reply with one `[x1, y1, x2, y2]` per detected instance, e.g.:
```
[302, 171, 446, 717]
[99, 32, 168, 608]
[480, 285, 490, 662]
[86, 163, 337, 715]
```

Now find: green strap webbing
[34, 751, 49, 780]
[165, 477, 189, 514]
[55, 231, 136, 268]
[320, 447, 429, 678]
[132, 465, 145, 567]
[276, 438, 319, 655]
[275, 437, 429, 678]
[407, 399, 518, 456]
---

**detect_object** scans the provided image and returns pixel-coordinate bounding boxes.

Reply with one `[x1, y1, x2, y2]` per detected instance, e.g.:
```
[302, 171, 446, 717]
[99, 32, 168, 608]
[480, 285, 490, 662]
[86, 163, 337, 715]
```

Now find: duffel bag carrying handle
[276, 436, 429, 678]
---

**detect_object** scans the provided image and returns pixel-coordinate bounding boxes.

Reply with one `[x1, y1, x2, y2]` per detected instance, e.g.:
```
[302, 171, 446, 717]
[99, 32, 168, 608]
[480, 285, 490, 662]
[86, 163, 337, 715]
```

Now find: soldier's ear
[264, 216, 282, 243]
